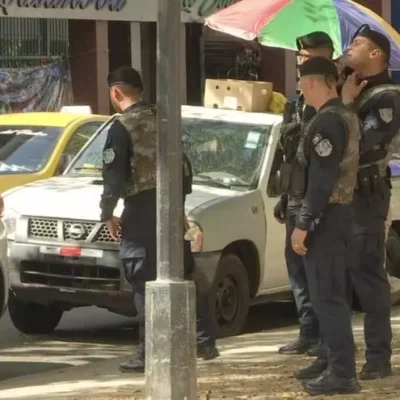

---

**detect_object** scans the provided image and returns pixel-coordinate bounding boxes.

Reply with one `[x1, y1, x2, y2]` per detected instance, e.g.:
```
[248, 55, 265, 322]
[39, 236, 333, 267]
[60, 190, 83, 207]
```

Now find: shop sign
[182, 0, 240, 19]
[0, 0, 240, 21]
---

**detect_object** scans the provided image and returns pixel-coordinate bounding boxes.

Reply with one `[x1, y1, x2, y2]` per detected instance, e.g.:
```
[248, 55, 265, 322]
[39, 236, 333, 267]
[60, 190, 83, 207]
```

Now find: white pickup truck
[2, 106, 400, 338]
[0, 196, 9, 319]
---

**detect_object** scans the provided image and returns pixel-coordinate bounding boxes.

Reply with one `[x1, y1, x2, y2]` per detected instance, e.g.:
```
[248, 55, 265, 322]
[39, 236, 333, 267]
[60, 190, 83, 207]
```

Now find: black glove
[274, 194, 288, 224]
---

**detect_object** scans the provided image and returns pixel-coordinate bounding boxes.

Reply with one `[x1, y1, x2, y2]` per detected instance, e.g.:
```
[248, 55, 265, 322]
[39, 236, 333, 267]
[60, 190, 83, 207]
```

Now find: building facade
[0, 0, 395, 114]
[392, 0, 400, 82]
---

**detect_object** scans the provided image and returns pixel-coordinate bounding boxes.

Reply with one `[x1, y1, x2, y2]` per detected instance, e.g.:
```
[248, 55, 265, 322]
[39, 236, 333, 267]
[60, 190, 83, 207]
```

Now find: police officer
[100, 67, 218, 373]
[182, 152, 220, 360]
[341, 25, 400, 380]
[275, 31, 335, 356]
[289, 57, 360, 395]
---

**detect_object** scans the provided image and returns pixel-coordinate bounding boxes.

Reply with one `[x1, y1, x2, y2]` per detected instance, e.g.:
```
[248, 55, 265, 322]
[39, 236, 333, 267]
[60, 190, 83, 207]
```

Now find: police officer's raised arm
[296, 118, 347, 231]
[360, 93, 400, 152]
[100, 120, 131, 225]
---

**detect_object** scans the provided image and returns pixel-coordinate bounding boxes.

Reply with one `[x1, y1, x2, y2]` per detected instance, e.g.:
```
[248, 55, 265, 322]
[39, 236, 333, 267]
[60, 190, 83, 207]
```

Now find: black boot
[360, 363, 392, 380]
[279, 337, 318, 355]
[294, 358, 328, 380]
[306, 342, 323, 357]
[307, 341, 358, 357]
[197, 345, 220, 360]
[303, 370, 361, 396]
[119, 358, 145, 373]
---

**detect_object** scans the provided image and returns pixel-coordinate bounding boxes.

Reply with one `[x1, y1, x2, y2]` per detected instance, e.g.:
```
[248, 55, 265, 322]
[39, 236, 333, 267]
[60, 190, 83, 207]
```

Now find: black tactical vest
[279, 96, 311, 195]
[354, 84, 400, 177]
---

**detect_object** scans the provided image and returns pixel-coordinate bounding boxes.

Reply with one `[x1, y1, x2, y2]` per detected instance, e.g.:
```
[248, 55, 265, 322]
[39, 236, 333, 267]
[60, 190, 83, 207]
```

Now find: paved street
[0, 307, 137, 382]
[0, 306, 399, 399]
[0, 302, 299, 384]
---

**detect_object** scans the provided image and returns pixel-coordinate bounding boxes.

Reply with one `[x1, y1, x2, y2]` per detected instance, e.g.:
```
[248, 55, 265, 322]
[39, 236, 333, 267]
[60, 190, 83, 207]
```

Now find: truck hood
[3, 176, 237, 221]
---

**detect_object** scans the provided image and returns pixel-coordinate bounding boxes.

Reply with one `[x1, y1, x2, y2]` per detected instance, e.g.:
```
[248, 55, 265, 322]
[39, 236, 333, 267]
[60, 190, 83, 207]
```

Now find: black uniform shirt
[296, 98, 347, 231]
[356, 71, 400, 158]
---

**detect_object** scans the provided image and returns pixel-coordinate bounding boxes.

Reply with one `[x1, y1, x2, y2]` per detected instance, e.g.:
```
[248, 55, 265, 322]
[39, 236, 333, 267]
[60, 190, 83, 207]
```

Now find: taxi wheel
[8, 291, 63, 334]
[209, 254, 250, 338]
[386, 228, 400, 278]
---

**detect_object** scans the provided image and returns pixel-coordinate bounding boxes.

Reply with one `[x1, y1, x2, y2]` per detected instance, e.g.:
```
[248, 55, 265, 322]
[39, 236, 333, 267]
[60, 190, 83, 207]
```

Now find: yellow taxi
[0, 111, 108, 193]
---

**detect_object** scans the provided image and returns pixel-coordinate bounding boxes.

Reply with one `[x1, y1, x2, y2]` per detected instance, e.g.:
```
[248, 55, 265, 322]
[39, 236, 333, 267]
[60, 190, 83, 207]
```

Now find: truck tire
[209, 254, 250, 338]
[8, 291, 63, 334]
[386, 228, 400, 278]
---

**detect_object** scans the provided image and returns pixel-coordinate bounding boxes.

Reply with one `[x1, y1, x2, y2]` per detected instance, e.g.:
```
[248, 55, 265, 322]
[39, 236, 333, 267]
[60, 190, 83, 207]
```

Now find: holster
[280, 162, 292, 194]
[290, 161, 307, 200]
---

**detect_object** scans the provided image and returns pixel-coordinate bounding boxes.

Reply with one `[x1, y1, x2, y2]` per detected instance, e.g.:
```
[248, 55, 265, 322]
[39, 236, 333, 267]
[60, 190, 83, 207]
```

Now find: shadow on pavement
[0, 361, 72, 381]
[1, 317, 400, 399]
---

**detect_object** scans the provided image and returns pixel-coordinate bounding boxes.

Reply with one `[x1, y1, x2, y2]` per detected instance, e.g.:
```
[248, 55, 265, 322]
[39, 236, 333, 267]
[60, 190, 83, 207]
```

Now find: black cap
[296, 31, 334, 52]
[299, 56, 339, 80]
[107, 66, 143, 90]
[353, 24, 391, 60]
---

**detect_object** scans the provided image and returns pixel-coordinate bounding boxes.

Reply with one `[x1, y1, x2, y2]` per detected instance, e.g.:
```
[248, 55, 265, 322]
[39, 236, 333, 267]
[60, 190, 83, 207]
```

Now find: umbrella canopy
[205, 0, 400, 70]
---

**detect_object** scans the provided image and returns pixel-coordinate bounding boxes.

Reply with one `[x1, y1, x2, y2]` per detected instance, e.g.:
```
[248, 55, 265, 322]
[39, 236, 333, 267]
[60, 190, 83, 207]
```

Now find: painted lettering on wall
[182, 0, 240, 17]
[0, 0, 127, 17]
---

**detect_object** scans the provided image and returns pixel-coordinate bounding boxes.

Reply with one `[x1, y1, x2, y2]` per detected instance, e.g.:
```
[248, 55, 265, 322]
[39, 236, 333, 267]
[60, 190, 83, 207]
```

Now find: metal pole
[145, 0, 197, 398]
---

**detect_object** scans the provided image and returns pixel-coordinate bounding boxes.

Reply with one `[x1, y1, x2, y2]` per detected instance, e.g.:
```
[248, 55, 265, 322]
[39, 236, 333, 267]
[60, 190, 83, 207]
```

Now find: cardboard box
[204, 79, 273, 112]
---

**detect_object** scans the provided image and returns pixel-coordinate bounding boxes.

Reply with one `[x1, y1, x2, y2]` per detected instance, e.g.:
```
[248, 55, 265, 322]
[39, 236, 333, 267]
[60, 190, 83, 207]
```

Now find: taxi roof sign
[60, 106, 92, 115]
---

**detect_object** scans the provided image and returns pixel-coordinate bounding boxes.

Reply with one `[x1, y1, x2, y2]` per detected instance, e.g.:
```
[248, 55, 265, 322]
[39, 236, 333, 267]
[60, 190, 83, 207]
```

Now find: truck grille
[29, 218, 58, 239]
[63, 221, 95, 241]
[20, 261, 120, 291]
[28, 218, 120, 243]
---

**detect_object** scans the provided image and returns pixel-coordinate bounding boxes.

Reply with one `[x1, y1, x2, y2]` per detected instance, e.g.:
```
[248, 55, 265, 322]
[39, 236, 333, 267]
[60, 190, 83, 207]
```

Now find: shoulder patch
[312, 133, 322, 145]
[379, 108, 393, 123]
[103, 148, 115, 164]
[315, 138, 333, 157]
[364, 113, 379, 130]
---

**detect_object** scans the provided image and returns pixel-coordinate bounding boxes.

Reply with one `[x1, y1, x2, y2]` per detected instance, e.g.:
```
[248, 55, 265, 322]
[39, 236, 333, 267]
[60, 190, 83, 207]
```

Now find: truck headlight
[2, 208, 20, 240]
[185, 221, 203, 253]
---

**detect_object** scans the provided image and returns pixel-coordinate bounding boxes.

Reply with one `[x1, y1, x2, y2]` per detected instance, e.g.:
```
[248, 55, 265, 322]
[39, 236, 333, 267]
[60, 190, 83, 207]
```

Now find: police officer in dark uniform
[289, 57, 361, 395]
[275, 32, 335, 356]
[100, 67, 218, 374]
[341, 25, 400, 380]
[182, 152, 220, 360]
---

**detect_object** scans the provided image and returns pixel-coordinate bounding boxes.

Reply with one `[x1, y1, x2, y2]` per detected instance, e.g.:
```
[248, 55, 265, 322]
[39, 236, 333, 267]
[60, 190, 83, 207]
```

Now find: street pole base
[145, 280, 197, 400]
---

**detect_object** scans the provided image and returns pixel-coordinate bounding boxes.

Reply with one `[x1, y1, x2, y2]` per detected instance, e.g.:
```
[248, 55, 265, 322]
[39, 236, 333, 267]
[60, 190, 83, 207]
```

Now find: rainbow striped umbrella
[205, 0, 400, 70]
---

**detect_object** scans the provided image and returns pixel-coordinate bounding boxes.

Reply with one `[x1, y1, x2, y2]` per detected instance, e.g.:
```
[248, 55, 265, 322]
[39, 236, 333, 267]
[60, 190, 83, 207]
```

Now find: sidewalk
[0, 308, 400, 400]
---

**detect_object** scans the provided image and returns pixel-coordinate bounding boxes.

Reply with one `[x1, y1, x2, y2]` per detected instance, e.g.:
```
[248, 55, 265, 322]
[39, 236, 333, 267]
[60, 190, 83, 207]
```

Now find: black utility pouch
[369, 164, 380, 192]
[280, 162, 293, 194]
[357, 167, 372, 195]
[290, 162, 306, 199]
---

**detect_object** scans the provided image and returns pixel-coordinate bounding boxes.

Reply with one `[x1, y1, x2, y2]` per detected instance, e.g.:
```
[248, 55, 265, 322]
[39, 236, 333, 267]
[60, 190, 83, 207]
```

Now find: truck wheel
[8, 291, 63, 334]
[386, 228, 400, 278]
[209, 254, 250, 338]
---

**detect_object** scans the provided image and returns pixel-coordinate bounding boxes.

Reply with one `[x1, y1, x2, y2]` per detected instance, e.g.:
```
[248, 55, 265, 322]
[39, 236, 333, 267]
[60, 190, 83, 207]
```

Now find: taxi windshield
[0, 126, 63, 174]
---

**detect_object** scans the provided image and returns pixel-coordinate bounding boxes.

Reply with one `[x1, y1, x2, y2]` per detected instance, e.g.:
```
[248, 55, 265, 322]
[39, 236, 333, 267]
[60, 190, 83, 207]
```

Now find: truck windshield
[0, 126, 63, 174]
[68, 116, 271, 189]
[183, 119, 271, 189]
